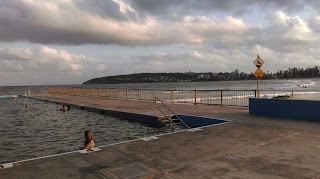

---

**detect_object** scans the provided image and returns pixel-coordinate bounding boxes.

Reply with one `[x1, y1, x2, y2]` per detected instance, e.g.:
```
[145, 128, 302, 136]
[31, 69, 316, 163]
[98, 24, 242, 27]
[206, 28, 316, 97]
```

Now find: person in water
[81, 130, 95, 150]
[60, 105, 67, 112]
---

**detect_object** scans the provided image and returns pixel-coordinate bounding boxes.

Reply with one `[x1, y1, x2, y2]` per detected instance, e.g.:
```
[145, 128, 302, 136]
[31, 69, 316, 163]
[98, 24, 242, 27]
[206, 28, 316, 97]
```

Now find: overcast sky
[1, 0, 320, 86]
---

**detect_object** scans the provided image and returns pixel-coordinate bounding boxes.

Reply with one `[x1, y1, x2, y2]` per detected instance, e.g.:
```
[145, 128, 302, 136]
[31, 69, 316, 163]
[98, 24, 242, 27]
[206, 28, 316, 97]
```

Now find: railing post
[254, 90, 257, 97]
[106, 89, 108, 97]
[126, 89, 128, 100]
[154, 97, 157, 116]
[153, 90, 155, 102]
[138, 89, 141, 100]
[291, 91, 293, 98]
[194, 90, 197, 105]
[220, 90, 223, 106]
[116, 89, 118, 98]
[98, 89, 101, 97]
[171, 90, 174, 104]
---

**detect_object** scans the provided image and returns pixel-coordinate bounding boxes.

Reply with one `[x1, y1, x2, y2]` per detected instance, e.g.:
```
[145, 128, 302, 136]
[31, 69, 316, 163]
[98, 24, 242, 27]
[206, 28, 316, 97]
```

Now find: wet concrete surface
[1, 94, 320, 179]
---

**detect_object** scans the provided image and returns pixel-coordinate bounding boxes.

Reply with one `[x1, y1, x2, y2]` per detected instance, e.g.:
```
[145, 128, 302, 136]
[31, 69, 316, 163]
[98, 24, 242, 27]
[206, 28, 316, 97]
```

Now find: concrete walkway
[1, 94, 320, 178]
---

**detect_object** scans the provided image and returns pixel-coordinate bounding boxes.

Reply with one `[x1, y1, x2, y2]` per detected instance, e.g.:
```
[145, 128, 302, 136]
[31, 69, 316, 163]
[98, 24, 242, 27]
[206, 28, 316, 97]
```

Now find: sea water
[1, 79, 320, 95]
[82, 79, 320, 100]
[82, 79, 320, 90]
[0, 97, 167, 164]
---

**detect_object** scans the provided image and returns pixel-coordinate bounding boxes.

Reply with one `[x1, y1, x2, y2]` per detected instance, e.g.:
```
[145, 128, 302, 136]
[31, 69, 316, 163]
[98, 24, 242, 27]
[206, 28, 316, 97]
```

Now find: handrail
[155, 97, 190, 129]
[154, 107, 176, 131]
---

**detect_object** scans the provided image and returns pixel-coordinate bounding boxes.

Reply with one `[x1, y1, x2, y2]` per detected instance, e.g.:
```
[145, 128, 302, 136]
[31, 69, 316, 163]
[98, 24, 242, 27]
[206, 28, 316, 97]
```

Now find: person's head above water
[60, 105, 66, 111]
[84, 130, 94, 142]
[82, 130, 94, 149]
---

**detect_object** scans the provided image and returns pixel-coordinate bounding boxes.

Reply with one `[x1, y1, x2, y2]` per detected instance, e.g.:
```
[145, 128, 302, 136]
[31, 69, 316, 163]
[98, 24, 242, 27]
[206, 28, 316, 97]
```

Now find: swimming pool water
[0, 97, 167, 164]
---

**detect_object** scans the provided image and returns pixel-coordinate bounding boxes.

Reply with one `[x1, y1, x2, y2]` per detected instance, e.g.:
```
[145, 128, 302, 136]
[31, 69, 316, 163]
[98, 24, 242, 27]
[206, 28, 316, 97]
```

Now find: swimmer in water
[80, 130, 95, 150]
[60, 105, 67, 112]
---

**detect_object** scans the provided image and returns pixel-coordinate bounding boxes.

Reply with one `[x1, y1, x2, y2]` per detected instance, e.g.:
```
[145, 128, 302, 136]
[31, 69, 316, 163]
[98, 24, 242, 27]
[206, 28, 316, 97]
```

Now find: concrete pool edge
[22, 95, 165, 128]
[22, 96, 232, 128]
[0, 114, 232, 169]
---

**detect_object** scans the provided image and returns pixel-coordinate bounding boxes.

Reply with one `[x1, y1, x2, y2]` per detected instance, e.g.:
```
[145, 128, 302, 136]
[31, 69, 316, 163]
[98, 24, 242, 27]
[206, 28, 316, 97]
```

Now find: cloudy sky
[1, 0, 320, 86]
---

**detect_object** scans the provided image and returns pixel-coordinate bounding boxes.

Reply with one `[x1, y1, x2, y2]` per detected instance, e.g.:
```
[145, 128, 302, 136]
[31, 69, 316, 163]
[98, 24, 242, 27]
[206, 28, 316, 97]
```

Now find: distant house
[204, 73, 212, 79]
[198, 74, 205, 79]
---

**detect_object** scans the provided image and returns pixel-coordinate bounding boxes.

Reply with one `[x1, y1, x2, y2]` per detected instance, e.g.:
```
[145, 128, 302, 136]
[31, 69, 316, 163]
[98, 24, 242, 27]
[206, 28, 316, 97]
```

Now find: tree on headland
[274, 66, 319, 79]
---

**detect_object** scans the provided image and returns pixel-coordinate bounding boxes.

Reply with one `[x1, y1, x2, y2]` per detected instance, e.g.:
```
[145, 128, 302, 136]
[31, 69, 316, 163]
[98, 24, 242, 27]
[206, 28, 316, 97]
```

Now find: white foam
[0, 95, 18, 98]
[79, 147, 101, 154]
[141, 136, 159, 141]
[0, 163, 13, 169]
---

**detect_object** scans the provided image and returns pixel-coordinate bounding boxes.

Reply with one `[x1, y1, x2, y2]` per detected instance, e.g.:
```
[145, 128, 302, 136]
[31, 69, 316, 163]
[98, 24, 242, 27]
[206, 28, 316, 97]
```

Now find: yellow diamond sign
[254, 68, 265, 80]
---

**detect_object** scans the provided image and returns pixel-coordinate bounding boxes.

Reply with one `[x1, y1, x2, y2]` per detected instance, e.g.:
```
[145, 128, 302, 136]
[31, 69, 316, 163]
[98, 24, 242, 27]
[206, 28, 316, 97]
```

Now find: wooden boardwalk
[1, 94, 320, 178]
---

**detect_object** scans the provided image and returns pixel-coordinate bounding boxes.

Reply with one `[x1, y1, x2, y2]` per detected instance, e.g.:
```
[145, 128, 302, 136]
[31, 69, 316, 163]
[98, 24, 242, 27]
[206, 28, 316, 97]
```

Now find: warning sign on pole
[253, 55, 265, 68]
[254, 68, 265, 80]
[253, 54, 265, 98]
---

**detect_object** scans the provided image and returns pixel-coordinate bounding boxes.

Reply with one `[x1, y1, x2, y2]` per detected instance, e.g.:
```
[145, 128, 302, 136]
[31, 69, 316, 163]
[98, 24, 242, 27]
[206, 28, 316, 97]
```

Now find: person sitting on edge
[81, 130, 95, 150]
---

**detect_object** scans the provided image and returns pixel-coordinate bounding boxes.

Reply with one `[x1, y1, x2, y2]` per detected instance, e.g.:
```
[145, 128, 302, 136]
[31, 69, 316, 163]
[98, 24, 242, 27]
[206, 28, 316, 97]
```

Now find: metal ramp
[154, 97, 190, 132]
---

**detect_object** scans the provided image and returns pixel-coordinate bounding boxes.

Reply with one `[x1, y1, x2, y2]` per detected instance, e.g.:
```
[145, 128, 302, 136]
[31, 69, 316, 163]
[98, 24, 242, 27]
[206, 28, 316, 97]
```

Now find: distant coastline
[83, 72, 254, 84]
[83, 66, 320, 84]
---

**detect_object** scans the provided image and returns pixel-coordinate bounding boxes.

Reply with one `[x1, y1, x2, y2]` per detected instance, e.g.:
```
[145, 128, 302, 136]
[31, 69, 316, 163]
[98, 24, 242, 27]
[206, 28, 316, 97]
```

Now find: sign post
[253, 55, 265, 97]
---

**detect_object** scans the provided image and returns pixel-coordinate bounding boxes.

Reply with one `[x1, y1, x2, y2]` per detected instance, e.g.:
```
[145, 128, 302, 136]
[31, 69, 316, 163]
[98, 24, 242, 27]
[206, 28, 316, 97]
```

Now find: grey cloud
[129, 0, 310, 17]
[0, 0, 319, 49]
[0, 53, 32, 61]
[0, 46, 106, 85]
[309, 17, 320, 33]
[75, 0, 130, 21]
[0, 0, 145, 45]
[122, 50, 236, 73]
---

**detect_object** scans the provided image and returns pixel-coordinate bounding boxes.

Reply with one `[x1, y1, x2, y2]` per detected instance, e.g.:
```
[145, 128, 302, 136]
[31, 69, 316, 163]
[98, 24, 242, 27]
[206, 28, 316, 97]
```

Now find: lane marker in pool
[0, 163, 13, 169]
[141, 136, 159, 141]
[79, 147, 101, 154]
[187, 128, 202, 132]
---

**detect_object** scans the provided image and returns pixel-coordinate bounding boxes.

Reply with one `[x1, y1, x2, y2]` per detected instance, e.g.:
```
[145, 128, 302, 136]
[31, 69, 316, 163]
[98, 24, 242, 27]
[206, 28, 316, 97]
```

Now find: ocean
[1, 78, 320, 100]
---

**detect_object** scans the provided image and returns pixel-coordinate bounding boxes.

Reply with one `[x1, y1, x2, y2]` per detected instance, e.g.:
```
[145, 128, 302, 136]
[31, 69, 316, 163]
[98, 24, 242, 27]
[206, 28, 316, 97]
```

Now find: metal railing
[47, 87, 257, 107]
[154, 97, 190, 131]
